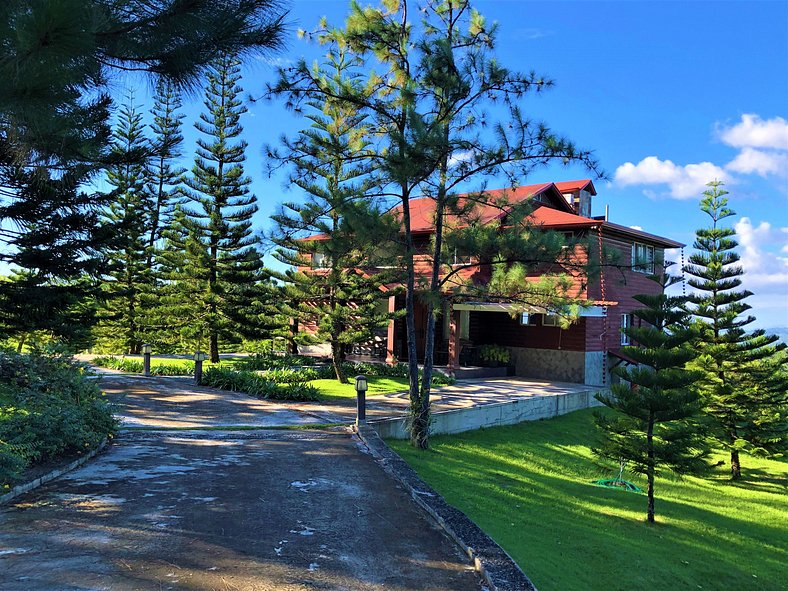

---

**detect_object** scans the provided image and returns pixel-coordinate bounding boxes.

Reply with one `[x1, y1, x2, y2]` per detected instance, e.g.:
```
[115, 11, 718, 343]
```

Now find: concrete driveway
[0, 376, 482, 590]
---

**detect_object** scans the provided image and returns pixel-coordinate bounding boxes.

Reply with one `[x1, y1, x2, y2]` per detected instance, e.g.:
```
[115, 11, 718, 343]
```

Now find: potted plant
[478, 344, 510, 368]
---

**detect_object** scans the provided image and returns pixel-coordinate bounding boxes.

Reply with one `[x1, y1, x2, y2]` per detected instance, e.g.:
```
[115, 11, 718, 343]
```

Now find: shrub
[201, 367, 320, 401]
[91, 356, 193, 376]
[0, 352, 117, 486]
[235, 353, 318, 371]
[259, 367, 320, 383]
[316, 361, 455, 386]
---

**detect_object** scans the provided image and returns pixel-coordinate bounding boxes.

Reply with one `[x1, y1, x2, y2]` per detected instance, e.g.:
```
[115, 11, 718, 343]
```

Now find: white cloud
[614, 156, 729, 199]
[718, 114, 788, 150]
[448, 150, 474, 168]
[726, 147, 788, 177]
[733, 217, 788, 292]
[629, 225, 643, 231]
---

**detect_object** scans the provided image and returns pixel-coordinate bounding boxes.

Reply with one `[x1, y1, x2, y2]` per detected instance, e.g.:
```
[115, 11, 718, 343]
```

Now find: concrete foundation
[584, 351, 606, 386]
[371, 388, 604, 440]
[509, 347, 585, 383]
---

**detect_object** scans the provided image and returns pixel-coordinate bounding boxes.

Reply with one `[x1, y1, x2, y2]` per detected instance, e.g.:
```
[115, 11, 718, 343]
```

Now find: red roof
[554, 179, 596, 195]
[528, 205, 596, 228]
[397, 182, 568, 233]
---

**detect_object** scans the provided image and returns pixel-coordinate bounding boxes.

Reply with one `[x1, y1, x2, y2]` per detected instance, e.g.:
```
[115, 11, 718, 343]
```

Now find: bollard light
[142, 343, 152, 376]
[355, 374, 368, 426]
[355, 375, 368, 393]
[193, 350, 208, 385]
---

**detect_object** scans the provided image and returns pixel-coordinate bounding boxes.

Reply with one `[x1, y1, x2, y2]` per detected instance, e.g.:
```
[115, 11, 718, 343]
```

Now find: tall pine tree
[269, 39, 399, 383]
[271, 0, 600, 447]
[594, 269, 709, 524]
[166, 54, 263, 362]
[97, 97, 152, 354]
[145, 79, 186, 272]
[684, 181, 788, 479]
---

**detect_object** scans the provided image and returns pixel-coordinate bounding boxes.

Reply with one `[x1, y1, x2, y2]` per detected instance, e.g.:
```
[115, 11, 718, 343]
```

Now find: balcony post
[385, 295, 397, 364]
[447, 305, 461, 374]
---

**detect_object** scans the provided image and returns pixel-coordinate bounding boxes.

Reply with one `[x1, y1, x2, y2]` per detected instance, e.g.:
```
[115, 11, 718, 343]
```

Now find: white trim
[452, 302, 609, 317]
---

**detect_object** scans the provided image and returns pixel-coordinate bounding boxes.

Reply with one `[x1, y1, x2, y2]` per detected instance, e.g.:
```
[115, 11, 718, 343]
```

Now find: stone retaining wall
[371, 388, 604, 439]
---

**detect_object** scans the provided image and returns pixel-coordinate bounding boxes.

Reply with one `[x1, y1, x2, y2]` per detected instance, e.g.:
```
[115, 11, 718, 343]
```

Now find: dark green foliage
[0, 0, 285, 350]
[272, 0, 599, 448]
[201, 367, 321, 401]
[594, 271, 709, 523]
[684, 181, 788, 479]
[96, 98, 153, 354]
[259, 368, 321, 383]
[162, 54, 265, 362]
[91, 356, 193, 376]
[235, 353, 319, 371]
[0, 352, 117, 485]
[0, 272, 96, 352]
[268, 40, 399, 384]
[145, 79, 187, 272]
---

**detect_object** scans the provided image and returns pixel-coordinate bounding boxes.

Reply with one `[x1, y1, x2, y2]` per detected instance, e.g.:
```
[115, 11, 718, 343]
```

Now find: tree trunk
[730, 448, 741, 480]
[332, 339, 348, 384]
[647, 416, 656, 523]
[401, 191, 423, 447]
[16, 333, 27, 353]
[210, 333, 219, 364]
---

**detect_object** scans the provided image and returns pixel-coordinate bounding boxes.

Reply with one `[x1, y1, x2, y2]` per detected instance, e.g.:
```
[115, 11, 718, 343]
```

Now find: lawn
[389, 409, 787, 591]
[308, 377, 409, 400]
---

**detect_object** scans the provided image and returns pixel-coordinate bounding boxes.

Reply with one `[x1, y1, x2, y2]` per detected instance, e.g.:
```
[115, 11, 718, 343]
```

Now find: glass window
[632, 243, 655, 274]
[543, 314, 559, 327]
[621, 313, 632, 346]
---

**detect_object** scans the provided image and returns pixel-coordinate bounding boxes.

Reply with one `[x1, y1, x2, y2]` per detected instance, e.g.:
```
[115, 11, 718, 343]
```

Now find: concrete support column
[385, 295, 397, 364]
[447, 307, 461, 372]
[288, 317, 299, 355]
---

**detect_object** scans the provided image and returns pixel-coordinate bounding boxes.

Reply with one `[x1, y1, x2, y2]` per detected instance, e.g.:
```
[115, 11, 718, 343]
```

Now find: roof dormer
[555, 180, 596, 218]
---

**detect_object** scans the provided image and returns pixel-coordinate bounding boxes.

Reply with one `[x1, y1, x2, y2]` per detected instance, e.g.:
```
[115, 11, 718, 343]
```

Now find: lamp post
[142, 343, 152, 377]
[194, 351, 209, 385]
[355, 375, 368, 426]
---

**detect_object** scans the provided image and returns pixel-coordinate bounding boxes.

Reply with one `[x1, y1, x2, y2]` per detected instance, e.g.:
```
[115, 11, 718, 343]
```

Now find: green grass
[308, 377, 409, 400]
[104, 356, 234, 368]
[388, 409, 788, 591]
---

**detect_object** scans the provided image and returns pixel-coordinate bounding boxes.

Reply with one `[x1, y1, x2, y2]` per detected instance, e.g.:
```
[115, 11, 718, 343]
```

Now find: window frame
[621, 313, 633, 346]
[631, 242, 655, 274]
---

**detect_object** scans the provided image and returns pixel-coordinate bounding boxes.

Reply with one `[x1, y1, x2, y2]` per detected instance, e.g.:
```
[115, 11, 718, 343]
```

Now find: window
[621, 313, 633, 346]
[632, 243, 655, 274]
[312, 252, 330, 268]
[542, 314, 559, 327]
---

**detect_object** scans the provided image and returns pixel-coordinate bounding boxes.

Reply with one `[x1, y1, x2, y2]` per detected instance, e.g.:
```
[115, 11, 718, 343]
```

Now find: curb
[0, 438, 110, 506]
[354, 424, 537, 591]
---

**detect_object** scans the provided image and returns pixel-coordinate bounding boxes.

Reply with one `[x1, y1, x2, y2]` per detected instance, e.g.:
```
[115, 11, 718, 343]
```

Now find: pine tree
[269, 40, 399, 383]
[0, 1, 285, 348]
[146, 79, 186, 272]
[97, 98, 152, 354]
[271, 0, 600, 448]
[684, 181, 788, 479]
[594, 270, 709, 523]
[167, 54, 263, 362]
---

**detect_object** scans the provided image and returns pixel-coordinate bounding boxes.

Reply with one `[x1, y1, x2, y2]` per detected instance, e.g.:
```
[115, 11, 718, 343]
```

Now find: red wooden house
[301, 180, 681, 387]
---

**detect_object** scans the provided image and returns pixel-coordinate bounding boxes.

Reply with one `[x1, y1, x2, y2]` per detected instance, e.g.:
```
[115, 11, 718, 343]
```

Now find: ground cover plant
[91, 355, 196, 375]
[201, 367, 320, 401]
[389, 409, 787, 591]
[0, 352, 116, 486]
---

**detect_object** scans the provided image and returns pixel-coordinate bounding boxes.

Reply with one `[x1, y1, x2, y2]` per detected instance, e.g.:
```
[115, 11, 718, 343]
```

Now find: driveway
[0, 375, 482, 590]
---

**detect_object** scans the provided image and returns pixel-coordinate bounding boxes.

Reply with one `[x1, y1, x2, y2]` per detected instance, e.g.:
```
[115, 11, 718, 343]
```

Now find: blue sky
[120, 0, 788, 328]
